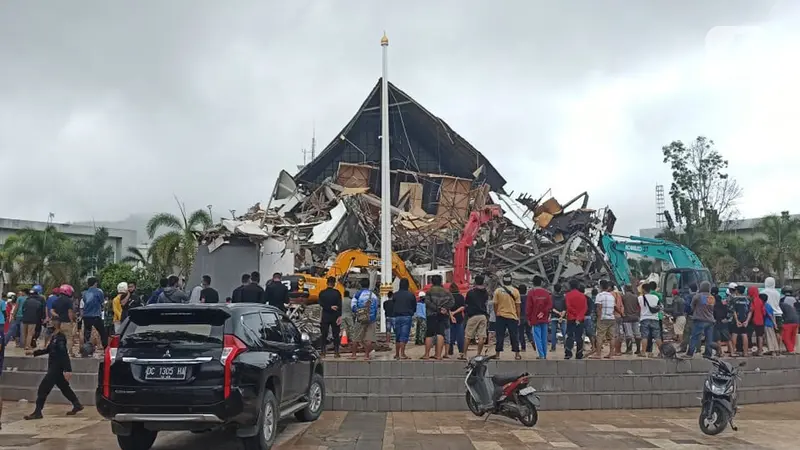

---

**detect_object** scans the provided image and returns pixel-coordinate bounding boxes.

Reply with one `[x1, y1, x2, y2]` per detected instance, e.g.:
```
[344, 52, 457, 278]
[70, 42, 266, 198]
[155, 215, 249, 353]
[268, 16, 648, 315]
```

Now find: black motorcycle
[464, 354, 540, 427]
[699, 354, 745, 435]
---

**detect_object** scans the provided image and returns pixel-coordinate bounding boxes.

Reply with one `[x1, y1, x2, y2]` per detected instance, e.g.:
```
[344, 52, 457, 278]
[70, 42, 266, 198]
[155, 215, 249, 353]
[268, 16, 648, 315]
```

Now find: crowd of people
[314, 272, 800, 362]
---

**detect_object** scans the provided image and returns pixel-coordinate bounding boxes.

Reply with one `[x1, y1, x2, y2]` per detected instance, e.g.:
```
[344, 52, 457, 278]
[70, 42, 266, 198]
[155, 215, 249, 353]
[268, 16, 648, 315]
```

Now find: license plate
[519, 386, 536, 395]
[144, 365, 188, 381]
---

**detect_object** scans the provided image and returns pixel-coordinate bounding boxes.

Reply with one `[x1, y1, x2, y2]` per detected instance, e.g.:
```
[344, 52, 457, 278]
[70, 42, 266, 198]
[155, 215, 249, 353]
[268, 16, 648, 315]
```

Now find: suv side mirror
[300, 332, 311, 345]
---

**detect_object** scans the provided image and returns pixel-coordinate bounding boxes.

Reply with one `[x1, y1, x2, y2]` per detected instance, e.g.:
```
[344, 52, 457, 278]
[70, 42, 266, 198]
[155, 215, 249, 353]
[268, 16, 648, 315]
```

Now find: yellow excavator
[284, 249, 420, 303]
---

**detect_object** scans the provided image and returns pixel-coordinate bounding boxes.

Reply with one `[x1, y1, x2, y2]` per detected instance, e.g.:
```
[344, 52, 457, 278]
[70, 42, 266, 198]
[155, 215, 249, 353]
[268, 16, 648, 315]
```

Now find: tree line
[652, 136, 799, 286]
[0, 204, 212, 297]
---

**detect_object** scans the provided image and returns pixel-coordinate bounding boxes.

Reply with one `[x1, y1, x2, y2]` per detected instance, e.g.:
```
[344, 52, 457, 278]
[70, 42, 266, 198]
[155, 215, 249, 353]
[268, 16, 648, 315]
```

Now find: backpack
[354, 290, 372, 324]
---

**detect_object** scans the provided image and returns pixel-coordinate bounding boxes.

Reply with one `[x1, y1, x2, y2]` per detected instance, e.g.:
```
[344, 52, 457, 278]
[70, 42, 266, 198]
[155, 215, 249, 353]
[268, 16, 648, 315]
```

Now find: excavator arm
[600, 234, 705, 288]
[453, 205, 503, 286]
[326, 248, 419, 293]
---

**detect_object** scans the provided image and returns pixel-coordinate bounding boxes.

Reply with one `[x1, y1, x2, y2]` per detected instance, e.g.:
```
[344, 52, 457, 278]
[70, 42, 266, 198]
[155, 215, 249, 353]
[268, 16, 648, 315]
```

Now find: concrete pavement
[1, 401, 798, 449]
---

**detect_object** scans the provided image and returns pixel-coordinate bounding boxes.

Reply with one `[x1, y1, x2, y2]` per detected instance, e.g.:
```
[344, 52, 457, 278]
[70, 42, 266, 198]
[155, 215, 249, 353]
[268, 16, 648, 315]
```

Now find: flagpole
[379, 33, 391, 333]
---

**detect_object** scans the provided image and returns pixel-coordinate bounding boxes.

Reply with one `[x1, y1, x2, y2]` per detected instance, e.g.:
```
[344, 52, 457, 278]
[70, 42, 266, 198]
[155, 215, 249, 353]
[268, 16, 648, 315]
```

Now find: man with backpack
[638, 282, 663, 358]
[350, 278, 379, 360]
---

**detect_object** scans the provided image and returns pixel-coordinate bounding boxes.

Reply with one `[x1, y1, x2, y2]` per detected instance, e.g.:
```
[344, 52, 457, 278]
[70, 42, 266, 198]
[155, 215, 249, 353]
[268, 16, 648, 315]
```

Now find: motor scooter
[464, 354, 540, 427]
[699, 353, 745, 435]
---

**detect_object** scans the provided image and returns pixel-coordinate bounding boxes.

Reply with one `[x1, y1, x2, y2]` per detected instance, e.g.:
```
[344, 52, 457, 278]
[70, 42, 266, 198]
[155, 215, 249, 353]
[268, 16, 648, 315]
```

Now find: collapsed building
[192, 79, 617, 298]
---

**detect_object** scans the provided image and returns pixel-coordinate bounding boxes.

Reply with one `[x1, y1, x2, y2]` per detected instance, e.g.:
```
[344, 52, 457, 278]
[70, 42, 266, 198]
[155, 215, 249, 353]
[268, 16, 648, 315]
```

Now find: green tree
[2, 226, 79, 289]
[146, 202, 212, 279]
[75, 227, 115, 277]
[661, 136, 743, 232]
[757, 211, 800, 286]
[97, 263, 137, 296]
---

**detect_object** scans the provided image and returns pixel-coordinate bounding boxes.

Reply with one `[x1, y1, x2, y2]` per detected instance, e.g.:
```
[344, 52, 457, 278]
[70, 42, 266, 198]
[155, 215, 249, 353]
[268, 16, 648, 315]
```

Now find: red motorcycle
[464, 354, 540, 426]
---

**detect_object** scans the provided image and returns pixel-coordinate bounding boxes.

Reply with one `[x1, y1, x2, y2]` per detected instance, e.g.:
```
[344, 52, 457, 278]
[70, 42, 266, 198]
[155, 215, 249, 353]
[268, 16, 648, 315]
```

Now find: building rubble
[199, 163, 617, 288]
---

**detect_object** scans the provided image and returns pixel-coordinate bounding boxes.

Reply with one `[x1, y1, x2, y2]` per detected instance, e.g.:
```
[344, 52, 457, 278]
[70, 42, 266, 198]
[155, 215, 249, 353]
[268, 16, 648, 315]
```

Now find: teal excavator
[600, 234, 715, 295]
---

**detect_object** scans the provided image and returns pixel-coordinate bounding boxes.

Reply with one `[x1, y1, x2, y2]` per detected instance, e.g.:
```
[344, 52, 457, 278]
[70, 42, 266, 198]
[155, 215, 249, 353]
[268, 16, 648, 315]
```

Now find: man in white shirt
[188, 284, 203, 304]
[639, 282, 663, 358]
[763, 277, 782, 329]
[593, 280, 618, 358]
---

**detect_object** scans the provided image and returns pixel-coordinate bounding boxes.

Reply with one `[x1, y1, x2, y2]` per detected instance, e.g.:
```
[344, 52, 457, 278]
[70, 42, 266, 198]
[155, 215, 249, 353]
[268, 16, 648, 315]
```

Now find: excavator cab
[660, 268, 714, 306]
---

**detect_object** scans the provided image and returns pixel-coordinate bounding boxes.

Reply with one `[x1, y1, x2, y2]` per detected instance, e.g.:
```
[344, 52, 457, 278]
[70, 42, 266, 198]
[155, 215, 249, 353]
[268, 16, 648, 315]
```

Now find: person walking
[462, 275, 489, 359]
[493, 273, 522, 360]
[351, 278, 379, 360]
[81, 277, 108, 350]
[564, 279, 587, 360]
[318, 277, 342, 358]
[526, 276, 552, 359]
[22, 285, 46, 355]
[424, 275, 455, 360]
[549, 284, 566, 352]
[23, 317, 84, 420]
[685, 281, 716, 358]
[391, 279, 416, 360]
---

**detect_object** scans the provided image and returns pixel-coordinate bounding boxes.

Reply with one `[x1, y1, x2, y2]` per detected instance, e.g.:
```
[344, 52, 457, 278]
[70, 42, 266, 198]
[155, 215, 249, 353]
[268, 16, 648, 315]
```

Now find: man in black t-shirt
[231, 273, 250, 303]
[199, 275, 220, 304]
[239, 272, 266, 304]
[318, 277, 342, 357]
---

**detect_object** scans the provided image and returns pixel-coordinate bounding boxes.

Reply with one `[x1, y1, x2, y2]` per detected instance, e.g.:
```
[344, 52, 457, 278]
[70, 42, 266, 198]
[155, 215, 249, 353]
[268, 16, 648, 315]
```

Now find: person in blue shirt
[350, 278, 379, 360]
[414, 292, 427, 346]
[81, 277, 108, 349]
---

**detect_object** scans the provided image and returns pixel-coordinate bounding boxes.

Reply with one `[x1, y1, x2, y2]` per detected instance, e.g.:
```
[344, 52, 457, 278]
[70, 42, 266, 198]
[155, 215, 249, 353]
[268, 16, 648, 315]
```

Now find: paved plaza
[1, 401, 798, 449]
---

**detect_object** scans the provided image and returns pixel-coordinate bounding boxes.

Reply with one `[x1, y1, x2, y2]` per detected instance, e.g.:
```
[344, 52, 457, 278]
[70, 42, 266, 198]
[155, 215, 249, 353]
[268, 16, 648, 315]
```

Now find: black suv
[96, 303, 325, 450]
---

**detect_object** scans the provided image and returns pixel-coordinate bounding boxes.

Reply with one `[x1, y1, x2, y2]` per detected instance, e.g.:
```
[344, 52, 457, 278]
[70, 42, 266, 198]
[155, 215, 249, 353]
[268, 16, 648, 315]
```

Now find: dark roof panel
[296, 79, 507, 193]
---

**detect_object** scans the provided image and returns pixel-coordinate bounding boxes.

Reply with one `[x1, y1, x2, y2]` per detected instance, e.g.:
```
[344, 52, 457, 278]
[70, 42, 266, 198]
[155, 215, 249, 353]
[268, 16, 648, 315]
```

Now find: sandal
[515, 354, 522, 360]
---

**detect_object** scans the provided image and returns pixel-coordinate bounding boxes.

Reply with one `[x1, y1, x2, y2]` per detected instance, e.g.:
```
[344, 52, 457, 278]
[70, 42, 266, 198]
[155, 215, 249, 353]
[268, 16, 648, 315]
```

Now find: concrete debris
[199, 163, 617, 288]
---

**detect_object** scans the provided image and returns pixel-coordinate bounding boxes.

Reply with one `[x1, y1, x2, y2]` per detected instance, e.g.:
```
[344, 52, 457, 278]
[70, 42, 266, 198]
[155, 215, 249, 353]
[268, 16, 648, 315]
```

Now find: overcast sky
[1, 1, 797, 236]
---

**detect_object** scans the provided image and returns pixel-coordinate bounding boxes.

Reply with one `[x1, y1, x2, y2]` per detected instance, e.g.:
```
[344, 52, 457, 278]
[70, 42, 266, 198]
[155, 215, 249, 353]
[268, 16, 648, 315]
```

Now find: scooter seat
[491, 373, 520, 386]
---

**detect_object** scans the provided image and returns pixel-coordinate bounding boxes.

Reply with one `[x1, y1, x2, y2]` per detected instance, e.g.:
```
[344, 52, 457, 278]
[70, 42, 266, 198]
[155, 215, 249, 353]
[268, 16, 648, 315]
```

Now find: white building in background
[0, 216, 138, 291]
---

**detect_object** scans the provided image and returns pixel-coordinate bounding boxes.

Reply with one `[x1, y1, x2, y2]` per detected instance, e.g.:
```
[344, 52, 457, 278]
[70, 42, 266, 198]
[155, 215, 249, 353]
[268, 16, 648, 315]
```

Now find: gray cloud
[0, 0, 792, 236]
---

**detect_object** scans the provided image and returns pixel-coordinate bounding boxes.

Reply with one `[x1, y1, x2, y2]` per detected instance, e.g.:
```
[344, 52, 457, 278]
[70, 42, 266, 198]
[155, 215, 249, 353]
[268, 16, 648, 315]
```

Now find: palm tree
[122, 246, 152, 269]
[146, 203, 212, 279]
[757, 211, 800, 285]
[3, 226, 79, 288]
[75, 227, 115, 277]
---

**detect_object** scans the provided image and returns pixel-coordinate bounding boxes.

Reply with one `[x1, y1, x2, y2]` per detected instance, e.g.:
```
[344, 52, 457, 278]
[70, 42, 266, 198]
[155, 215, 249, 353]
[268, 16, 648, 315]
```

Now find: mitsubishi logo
[163, 350, 171, 358]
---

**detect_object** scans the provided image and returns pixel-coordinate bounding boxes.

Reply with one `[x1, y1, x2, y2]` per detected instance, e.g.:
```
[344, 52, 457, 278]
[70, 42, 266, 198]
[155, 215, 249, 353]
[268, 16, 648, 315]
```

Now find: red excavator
[421, 205, 503, 295]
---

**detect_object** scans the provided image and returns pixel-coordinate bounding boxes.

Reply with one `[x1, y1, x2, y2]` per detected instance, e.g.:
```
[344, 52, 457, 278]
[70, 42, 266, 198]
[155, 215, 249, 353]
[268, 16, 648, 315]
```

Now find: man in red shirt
[748, 286, 765, 356]
[526, 276, 552, 359]
[564, 279, 588, 359]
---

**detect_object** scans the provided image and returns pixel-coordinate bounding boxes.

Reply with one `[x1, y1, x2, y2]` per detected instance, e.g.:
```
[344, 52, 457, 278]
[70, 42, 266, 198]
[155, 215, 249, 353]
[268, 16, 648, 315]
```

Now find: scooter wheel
[698, 404, 728, 436]
[519, 399, 539, 427]
[465, 391, 483, 416]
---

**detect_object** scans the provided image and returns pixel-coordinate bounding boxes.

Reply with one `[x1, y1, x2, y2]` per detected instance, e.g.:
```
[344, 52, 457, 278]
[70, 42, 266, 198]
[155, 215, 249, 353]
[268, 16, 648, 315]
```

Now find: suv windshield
[122, 310, 225, 346]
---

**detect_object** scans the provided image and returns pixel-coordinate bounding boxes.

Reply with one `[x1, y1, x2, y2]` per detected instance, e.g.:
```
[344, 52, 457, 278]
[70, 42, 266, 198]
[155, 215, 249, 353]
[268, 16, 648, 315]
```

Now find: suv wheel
[243, 390, 278, 450]
[116, 426, 157, 450]
[295, 373, 325, 422]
